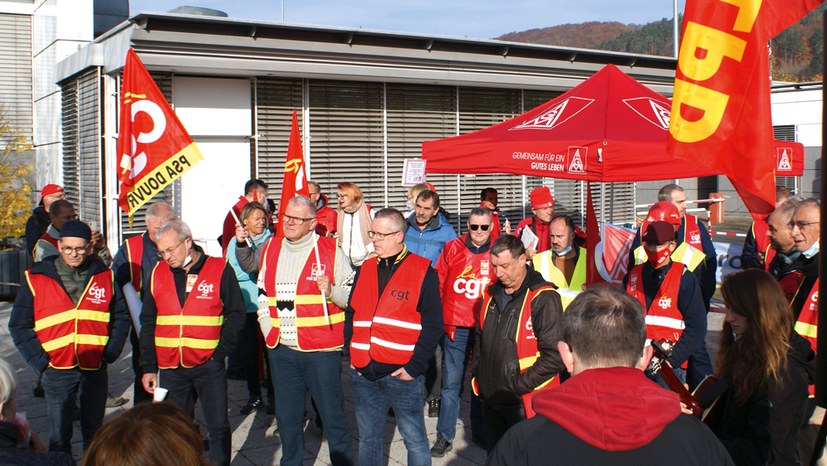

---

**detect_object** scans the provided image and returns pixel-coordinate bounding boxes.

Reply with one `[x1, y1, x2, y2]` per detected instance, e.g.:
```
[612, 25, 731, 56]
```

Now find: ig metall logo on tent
[567, 146, 587, 174]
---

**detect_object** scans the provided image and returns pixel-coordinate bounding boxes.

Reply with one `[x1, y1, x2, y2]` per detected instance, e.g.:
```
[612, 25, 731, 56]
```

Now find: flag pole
[312, 231, 331, 326]
[229, 208, 254, 248]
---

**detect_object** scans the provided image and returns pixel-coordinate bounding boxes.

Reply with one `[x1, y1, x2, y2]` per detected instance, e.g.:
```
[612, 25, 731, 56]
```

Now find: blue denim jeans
[41, 366, 107, 454]
[268, 346, 352, 466]
[436, 327, 473, 441]
[161, 359, 231, 466]
[348, 369, 430, 466]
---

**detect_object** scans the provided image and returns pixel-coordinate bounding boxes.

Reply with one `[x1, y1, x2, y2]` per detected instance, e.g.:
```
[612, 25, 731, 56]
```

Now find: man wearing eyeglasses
[346, 208, 443, 466]
[236, 195, 354, 466]
[430, 207, 494, 457]
[10, 220, 130, 455]
[139, 219, 244, 466]
[789, 199, 820, 353]
[532, 215, 587, 309]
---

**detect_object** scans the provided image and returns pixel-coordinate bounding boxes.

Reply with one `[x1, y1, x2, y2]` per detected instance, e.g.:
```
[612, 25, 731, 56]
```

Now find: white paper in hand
[520, 226, 539, 251]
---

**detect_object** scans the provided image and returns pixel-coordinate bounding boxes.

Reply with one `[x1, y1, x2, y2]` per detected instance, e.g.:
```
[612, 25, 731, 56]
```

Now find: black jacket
[139, 252, 245, 373]
[712, 332, 815, 466]
[9, 256, 130, 373]
[475, 268, 564, 407]
[24, 206, 49, 256]
[0, 421, 74, 466]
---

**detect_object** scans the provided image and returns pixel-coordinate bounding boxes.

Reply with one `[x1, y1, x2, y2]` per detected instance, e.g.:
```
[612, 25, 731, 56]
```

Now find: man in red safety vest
[473, 234, 565, 452]
[346, 208, 443, 466]
[139, 219, 245, 466]
[10, 220, 130, 455]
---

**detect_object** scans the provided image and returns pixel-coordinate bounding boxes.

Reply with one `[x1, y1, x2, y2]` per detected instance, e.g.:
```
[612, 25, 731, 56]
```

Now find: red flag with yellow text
[117, 49, 203, 217]
[275, 112, 310, 236]
[668, 0, 821, 220]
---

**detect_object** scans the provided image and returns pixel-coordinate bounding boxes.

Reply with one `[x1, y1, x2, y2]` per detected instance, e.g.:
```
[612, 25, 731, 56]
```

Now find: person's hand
[757, 251, 766, 266]
[142, 373, 157, 394]
[317, 275, 332, 296]
[235, 223, 249, 243]
[391, 367, 413, 381]
[91, 230, 106, 249]
[503, 218, 512, 234]
[679, 401, 694, 415]
[526, 246, 537, 259]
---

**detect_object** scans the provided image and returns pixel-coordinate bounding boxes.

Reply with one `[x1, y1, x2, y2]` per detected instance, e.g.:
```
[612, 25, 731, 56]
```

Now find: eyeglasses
[60, 246, 89, 256]
[283, 214, 315, 225]
[468, 224, 491, 231]
[157, 240, 186, 259]
[368, 230, 401, 240]
[789, 221, 819, 230]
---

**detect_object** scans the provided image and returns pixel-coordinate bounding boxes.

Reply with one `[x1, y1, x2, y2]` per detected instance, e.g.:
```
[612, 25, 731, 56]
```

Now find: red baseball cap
[41, 184, 64, 199]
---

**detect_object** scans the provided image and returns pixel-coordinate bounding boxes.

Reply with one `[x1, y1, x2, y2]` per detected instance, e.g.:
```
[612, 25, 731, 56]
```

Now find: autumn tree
[0, 111, 33, 241]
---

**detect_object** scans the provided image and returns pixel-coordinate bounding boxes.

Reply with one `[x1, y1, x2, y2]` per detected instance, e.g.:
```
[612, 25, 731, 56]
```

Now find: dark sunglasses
[468, 224, 491, 231]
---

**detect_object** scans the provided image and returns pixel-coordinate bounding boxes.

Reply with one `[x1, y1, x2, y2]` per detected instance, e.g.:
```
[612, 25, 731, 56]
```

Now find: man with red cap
[25, 184, 65, 256]
[622, 221, 707, 386]
[515, 187, 555, 255]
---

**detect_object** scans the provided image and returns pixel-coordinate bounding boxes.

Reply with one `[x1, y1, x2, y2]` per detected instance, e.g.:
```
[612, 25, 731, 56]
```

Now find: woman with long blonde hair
[714, 269, 814, 465]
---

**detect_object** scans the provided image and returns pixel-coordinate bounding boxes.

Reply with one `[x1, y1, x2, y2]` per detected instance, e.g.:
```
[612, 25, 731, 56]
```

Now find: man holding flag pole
[234, 114, 354, 465]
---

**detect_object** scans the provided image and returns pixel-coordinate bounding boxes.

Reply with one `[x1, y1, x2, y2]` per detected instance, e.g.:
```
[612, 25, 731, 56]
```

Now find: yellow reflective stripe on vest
[519, 354, 539, 371]
[645, 315, 685, 330]
[76, 333, 108, 346]
[267, 295, 330, 307]
[40, 333, 75, 352]
[671, 243, 705, 272]
[795, 321, 818, 340]
[269, 317, 282, 328]
[154, 336, 220, 350]
[34, 308, 109, 332]
[296, 311, 345, 327]
[156, 315, 225, 327]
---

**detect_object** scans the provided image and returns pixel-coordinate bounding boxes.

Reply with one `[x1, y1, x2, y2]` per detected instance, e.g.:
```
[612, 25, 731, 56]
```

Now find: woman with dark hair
[82, 402, 209, 466]
[713, 269, 814, 465]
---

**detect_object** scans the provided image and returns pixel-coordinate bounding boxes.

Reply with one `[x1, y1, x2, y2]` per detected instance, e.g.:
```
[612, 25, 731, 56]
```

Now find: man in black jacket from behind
[486, 286, 733, 466]
[473, 235, 565, 451]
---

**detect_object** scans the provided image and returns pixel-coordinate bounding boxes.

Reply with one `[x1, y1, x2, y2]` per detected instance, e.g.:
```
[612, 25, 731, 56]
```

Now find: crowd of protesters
[6, 179, 822, 466]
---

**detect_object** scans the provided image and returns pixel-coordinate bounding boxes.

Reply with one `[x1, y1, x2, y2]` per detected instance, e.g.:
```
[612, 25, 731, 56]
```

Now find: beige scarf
[337, 201, 372, 248]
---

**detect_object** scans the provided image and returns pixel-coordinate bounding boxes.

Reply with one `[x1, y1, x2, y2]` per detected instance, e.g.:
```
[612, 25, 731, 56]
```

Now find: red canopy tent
[422, 64, 804, 180]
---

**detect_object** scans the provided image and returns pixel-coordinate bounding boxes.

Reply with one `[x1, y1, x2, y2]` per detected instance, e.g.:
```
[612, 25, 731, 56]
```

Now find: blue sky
[129, 1, 686, 40]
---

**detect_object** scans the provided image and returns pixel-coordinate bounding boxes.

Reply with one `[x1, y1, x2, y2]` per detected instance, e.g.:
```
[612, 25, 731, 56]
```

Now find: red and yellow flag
[275, 111, 310, 236]
[117, 49, 203, 217]
[668, 0, 821, 220]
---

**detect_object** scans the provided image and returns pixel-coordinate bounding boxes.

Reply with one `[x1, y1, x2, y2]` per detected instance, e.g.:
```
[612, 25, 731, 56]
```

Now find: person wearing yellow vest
[532, 215, 587, 309]
[111, 201, 175, 405]
[346, 208, 443, 466]
[473, 234, 565, 452]
[236, 196, 354, 466]
[10, 220, 130, 455]
[622, 221, 707, 386]
[139, 220, 244, 466]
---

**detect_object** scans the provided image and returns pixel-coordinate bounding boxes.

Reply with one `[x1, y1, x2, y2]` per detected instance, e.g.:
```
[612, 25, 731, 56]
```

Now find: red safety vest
[39, 232, 59, 248]
[151, 256, 225, 369]
[475, 285, 559, 418]
[683, 214, 703, 249]
[27, 269, 113, 370]
[259, 236, 344, 351]
[794, 278, 818, 397]
[124, 235, 144, 291]
[626, 263, 687, 367]
[349, 253, 430, 368]
[436, 235, 493, 328]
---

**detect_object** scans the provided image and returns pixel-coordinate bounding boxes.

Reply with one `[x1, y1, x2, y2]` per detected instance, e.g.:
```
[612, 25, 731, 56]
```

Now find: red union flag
[275, 111, 310, 236]
[117, 49, 203, 216]
[668, 0, 821, 220]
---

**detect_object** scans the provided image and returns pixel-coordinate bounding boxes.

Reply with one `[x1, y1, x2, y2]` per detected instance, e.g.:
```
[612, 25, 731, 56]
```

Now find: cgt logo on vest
[453, 278, 490, 300]
[196, 281, 215, 300]
[88, 282, 107, 305]
[525, 318, 536, 340]
[390, 289, 410, 301]
[657, 295, 672, 310]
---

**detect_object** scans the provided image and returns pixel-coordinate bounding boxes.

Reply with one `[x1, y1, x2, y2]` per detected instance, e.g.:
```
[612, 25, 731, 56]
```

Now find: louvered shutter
[60, 78, 79, 202]
[254, 77, 304, 198]
[0, 13, 32, 138]
[77, 69, 101, 227]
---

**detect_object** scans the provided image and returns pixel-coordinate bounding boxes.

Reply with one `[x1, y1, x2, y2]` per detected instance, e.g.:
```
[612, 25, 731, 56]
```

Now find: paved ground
[0, 301, 724, 465]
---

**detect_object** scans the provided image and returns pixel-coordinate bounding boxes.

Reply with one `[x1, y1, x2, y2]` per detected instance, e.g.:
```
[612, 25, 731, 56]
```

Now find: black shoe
[241, 397, 264, 415]
[430, 434, 452, 457]
[106, 394, 128, 408]
[427, 398, 440, 418]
